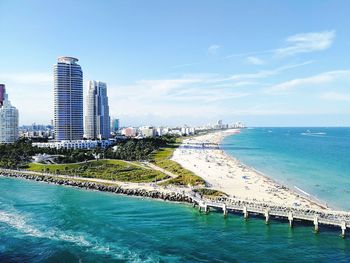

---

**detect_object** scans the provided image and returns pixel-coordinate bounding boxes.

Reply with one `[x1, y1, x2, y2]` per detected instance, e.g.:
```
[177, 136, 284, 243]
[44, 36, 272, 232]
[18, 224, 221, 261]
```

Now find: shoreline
[218, 132, 330, 210]
[172, 129, 331, 211]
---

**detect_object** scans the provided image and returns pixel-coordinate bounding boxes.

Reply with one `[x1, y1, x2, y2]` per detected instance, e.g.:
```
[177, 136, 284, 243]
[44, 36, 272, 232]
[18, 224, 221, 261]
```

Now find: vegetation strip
[27, 159, 168, 183]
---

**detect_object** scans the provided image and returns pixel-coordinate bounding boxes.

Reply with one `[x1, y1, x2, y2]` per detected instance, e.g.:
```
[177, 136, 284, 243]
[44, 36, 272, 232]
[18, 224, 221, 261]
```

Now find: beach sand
[172, 129, 329, 210]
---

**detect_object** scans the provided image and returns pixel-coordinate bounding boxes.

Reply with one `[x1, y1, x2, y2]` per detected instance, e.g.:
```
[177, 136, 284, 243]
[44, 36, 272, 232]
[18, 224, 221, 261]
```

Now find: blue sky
[1, 0, 350, 126]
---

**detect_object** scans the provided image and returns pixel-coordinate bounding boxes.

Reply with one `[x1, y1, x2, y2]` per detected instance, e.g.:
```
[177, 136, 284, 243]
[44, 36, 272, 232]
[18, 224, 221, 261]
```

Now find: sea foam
[0, 209, 157, 262]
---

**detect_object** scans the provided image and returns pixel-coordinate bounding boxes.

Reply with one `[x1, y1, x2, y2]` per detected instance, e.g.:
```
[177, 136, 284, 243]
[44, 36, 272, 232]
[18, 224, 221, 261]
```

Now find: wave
[300, 132, 327, 137]
[0, 210, 158, 262]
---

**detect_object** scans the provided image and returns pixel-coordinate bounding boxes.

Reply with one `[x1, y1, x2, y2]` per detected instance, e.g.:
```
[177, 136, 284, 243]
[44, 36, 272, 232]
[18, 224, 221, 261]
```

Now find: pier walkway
[180, 142, 220, 149]
[185, 192, 350, 237]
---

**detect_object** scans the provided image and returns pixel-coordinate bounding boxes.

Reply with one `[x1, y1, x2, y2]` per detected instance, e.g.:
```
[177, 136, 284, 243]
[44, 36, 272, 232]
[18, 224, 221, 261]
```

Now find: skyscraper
[54, 57, 83, 141]
[85, 81, 110, 139]
[0, 84, 5, 107]
[0, 87, 19, 144]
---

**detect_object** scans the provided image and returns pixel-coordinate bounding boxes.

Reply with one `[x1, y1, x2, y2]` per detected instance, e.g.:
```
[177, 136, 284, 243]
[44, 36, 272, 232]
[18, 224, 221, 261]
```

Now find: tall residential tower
[85, 81, 110, 139]
[54, 57, 83, 141]
[0, 85, 19, 144]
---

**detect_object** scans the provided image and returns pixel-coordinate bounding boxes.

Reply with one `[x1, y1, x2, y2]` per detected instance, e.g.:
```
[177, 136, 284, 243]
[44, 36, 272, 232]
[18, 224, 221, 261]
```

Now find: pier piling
[313, 216, 319, 233]
[243, 206, 249, 219]
[288, 212, 294, 228]
[204, 204, 209, 214]
[341, 221, 346, 238]
[264, 210, 270, 224]
[223, 204, 228, 217]
[199, 202, 209, 214]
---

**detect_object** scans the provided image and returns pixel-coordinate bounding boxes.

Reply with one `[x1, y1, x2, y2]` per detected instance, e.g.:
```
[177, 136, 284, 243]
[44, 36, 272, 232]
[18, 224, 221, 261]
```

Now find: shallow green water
[0, 177, 349, 262]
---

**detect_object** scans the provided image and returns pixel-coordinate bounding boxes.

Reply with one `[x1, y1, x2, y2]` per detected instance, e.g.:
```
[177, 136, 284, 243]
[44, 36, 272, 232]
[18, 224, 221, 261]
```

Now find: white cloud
[275, 31, 335, 57]
[320, 91, 350, 101]
[246, 56, 265, 65]
[265, 70, 350, 94]
[224, 61, 313, 82]
[136, 78, 202, 94]
[0, 72, 53, 124]
[226, 30, 335, 59]
[105, 72, 255, 122]
[226, 50, 274, 59]
[208, 44, 221, 55]
[113, 62, 312, 113]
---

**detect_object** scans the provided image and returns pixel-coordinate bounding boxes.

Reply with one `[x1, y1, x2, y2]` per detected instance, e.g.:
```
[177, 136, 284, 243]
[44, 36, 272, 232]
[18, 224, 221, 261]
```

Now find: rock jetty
[0, 170, 194, 204]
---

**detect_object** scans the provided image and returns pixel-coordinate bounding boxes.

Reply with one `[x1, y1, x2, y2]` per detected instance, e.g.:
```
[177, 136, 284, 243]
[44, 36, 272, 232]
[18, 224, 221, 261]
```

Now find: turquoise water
[222, 127, 350, 211]
[0, 177, 349, 262]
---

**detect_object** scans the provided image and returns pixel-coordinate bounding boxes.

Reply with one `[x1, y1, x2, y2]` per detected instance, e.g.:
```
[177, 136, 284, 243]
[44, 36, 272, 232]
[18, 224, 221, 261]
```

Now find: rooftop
[57, 56, 79, 64]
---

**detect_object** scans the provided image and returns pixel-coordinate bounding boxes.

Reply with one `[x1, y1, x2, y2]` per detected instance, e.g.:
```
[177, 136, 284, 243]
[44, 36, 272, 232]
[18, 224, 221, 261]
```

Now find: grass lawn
[193, 188, 228, 198]
[151, 143, 205, 187]
[27, 159, 168, 183]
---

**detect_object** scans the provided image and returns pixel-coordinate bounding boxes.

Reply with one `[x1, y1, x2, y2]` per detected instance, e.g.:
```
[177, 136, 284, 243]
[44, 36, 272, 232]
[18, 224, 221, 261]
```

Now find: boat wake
[0, 210, 157, 262]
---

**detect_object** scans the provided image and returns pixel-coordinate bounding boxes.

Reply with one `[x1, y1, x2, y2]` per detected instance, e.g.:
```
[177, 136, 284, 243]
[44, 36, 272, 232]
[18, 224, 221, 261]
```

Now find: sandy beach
[172, 129, 329, 210]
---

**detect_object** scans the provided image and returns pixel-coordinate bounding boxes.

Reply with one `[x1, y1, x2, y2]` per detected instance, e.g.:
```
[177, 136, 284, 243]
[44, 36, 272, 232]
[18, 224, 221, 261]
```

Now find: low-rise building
[121, 127, 136, 137]
[32, 140, 112, 150]
[139, 126, 156, 138]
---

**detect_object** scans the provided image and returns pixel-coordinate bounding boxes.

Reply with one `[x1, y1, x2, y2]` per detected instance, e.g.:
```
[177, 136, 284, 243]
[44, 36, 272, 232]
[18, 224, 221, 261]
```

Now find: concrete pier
[288, 212, 294, 228]
[198, 202, 209, 214]
[188, 193, 349, 237]
[243, 206, 249, 219]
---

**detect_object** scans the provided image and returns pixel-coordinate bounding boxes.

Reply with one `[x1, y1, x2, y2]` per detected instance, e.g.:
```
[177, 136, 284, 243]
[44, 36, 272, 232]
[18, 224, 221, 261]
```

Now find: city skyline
[1, 1, 350, 126]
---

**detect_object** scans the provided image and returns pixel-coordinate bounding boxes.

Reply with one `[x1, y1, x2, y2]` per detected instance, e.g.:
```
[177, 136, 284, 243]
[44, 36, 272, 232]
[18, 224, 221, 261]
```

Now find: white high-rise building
[0, 87, 19, 144]
[54, 56, 83, 141]
[85, 81, 110, 139]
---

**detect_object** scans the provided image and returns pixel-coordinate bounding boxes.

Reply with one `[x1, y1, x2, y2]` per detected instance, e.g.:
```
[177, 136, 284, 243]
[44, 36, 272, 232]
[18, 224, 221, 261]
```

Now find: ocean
[222, 127, 350, 211]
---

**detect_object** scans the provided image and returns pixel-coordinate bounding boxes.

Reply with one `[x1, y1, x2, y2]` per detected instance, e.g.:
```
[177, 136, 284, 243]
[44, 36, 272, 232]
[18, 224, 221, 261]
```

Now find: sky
[1, 0, 350, 127]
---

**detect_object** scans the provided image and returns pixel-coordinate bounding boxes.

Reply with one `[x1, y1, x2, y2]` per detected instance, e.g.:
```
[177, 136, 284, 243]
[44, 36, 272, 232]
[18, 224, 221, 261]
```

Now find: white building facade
[0, 89, 19, 144]
[32, 140, 112, 150]
[139, 126, 156, 138]
[85, 81, 110, 139]
[54, 57, 84, 141]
